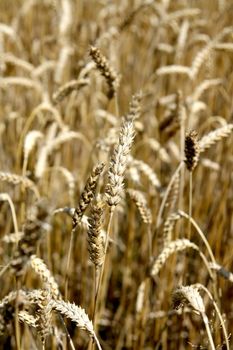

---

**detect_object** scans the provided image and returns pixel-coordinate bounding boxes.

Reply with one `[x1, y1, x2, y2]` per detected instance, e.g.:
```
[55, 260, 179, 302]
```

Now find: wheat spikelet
[35, 290, 53, 346]
[191, 79, 223, 101]
[199, 124, 233, 152]
[201, 158, 220, 171]
[18, 310, 37, 328]
[0, 171, 40, 198]
[25, 289, 45, 305]
[73, 163, 105, 226]
[184, 131, 200, 171]
[130, 157, 161, 189]
[0, 77, 42, 94]
[173, 285, 205, 313]
[35, 130, 90, 178]
[53, 166, 75, 203]
[0, 290, 26, 309]
[23, 130, 43, 176]
[156, 65, 191, 77]
[0, 53, 34, 72]
[96, 109, 118, 126]
[162, 212, 181, 245]
[150, 239, 207, 278]
[175, 20, 189, 61]
[190, 43, 213, 80]
[19, 290, 53, 346]
[119, 3, 149, 31]
[24, 130, 43, 163]
[105, 121, 135, 207]
[52, 78, 89, 104]
[147, 138, 170, 163]
[87, 197, 105, 268]
[125, 92, 142, 122]
[164, 173, 180, 215]
[0, 23, 18, 42]
[51, 299, 94, 338]
[127, 189, 152, 225]
[96, 127, 118, 153]
[89, 46, 120, 99]
[30, 255, 61, 300]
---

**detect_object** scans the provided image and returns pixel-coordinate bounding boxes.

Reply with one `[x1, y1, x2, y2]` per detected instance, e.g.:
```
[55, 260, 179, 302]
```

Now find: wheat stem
[157, 162, 183, 228]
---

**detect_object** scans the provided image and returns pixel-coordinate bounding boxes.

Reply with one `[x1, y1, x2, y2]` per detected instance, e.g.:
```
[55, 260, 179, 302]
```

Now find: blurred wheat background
[0, 0, 232, 349]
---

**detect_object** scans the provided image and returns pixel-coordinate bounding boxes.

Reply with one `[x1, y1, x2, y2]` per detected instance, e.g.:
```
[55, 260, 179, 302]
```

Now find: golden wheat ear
[51, 300, 102, 350]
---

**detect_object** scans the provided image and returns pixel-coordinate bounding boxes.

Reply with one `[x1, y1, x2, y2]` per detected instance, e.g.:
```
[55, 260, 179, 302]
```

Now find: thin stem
[65, 226, 76, 300]
[201, 312, 216, 350]
[15, 278, 21, 350]
[93, 208, 114, 329]
[114, 92, 119, 118]
[157, 162, 183, 228]
[59, 315, 76, 350]
[179, 110, 185, 222]
[147, 224, 152, 261]
[94, 334, 102, 350]
[194, 284, 229, 350]
[188, 172, 192, 240]
[178, 210, 216, 264]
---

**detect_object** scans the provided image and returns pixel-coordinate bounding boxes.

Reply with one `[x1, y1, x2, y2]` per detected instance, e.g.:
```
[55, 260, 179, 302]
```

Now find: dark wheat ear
[184, 131, 200, 171]
[89, 46, 120, 99]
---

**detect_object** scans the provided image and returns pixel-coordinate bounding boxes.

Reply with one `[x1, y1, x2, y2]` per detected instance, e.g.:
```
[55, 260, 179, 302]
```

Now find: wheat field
[0, 0, 232, 349]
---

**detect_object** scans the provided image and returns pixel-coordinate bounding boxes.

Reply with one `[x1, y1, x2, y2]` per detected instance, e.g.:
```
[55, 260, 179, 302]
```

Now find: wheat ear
[30, 255, 61, 300]
[52, 78, 89, 104]
[51, 300, 102, 350]
[89, 46, 120, 99]
[173, 285, 215, 350]
[150, 239, 212, 279]
[184, 130, 200, 239]
[0, 171, 40, 199]
[199, 124, 233, 152]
